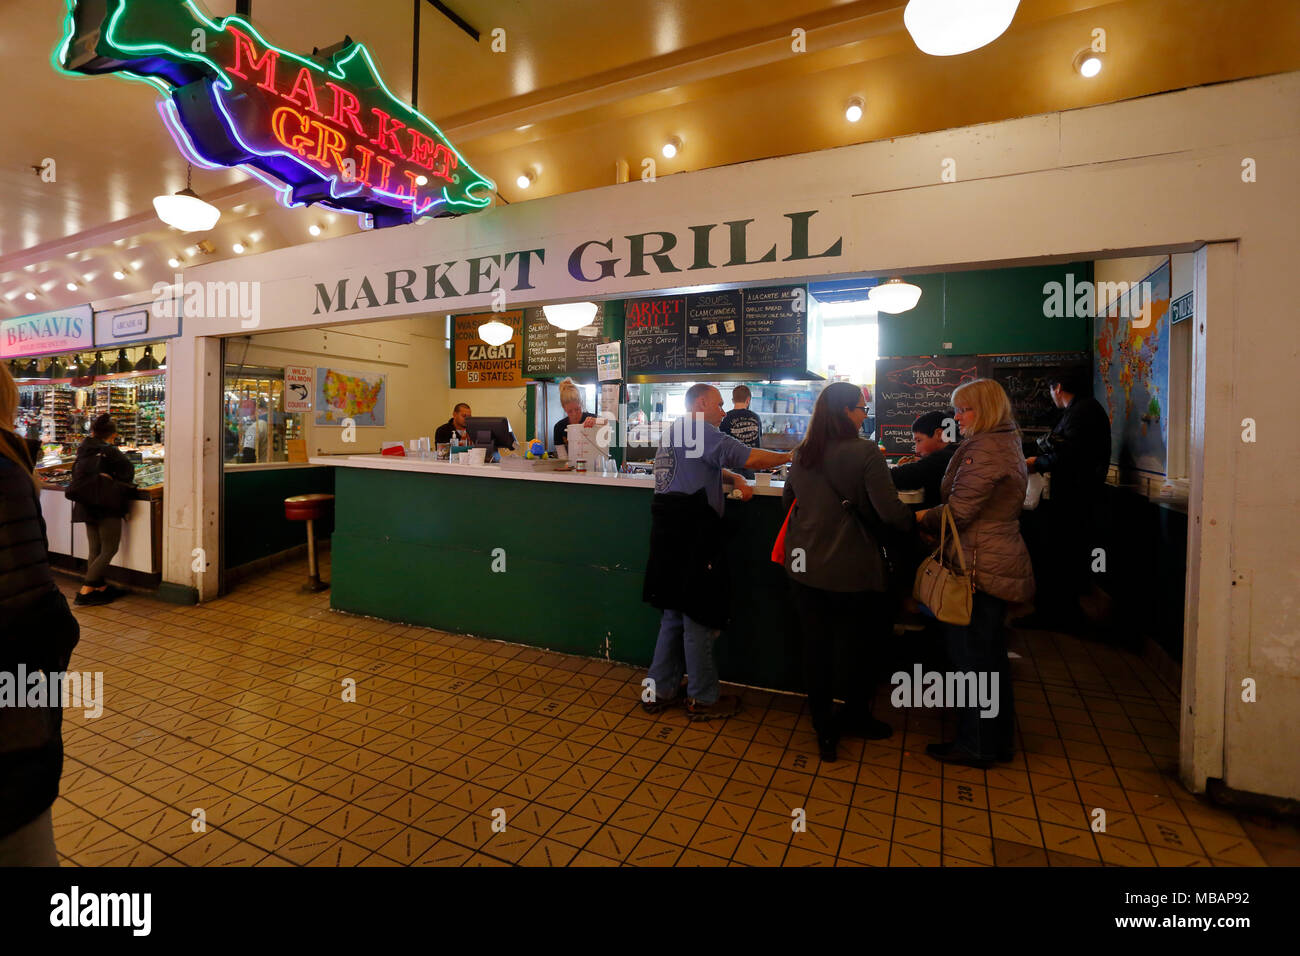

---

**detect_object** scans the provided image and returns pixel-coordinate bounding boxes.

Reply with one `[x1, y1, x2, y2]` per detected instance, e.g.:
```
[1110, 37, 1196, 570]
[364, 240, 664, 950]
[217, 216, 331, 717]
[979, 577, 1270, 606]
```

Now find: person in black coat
[1019, 371, 1111, 631]
[69, 414, 136, 607]
[0, 365, 81, 865]
[890, 409, 959, 509]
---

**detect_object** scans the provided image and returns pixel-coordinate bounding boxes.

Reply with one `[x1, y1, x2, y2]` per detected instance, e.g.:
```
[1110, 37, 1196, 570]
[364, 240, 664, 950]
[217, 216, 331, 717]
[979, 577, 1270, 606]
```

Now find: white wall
[169, 73, 1300, 801]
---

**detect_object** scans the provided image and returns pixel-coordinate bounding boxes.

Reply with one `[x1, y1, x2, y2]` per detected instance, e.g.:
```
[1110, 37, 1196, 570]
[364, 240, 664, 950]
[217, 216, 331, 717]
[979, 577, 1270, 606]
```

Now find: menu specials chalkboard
[742, 285, 806, 368]
[522, 304, 605, 379]
[874, 355, 979, 453]
[979, 351, 1090, 439]
[685, 290, 742, 371]
[624, 295, 687, 373]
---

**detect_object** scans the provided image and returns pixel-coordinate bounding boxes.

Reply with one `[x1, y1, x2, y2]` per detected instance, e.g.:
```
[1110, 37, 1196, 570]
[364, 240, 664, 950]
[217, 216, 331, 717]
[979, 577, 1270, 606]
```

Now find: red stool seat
[285, 493, 334, 522]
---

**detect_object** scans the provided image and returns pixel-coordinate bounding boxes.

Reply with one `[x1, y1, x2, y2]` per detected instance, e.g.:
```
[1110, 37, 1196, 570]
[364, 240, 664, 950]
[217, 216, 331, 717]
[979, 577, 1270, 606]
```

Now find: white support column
[1179, 242, 1237, 793]
[163, 333, 223, 601]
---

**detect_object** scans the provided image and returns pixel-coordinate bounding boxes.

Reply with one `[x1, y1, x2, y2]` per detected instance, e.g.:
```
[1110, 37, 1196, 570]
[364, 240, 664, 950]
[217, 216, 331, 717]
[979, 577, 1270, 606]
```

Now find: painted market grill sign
[58, 0, 494, 227]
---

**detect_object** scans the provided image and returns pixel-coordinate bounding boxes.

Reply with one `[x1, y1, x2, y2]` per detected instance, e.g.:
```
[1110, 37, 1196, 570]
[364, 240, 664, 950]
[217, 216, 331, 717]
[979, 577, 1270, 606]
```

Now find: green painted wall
[878, 262, 1094, 356]
[224, 466, 335, 569]
[330, 468, 806, 690]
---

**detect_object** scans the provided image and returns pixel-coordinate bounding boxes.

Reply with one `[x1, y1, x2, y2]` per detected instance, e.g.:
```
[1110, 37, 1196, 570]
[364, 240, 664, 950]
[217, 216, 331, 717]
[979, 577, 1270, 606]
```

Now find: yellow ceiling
[1, 0, 1297, 316]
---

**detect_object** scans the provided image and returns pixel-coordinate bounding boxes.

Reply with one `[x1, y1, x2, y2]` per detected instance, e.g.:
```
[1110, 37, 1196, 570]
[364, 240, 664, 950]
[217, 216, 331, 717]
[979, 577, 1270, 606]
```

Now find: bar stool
[284, 493, 334, 592]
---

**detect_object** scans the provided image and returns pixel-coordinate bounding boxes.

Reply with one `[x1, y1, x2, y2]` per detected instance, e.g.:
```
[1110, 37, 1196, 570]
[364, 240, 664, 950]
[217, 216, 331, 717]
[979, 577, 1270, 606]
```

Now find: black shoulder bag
[66, 451, 134, 514]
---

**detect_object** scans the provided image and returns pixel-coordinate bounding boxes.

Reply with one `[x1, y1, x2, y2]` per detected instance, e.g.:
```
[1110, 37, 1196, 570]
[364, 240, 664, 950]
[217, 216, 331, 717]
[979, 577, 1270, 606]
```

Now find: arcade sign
[58, 0, 495, 228]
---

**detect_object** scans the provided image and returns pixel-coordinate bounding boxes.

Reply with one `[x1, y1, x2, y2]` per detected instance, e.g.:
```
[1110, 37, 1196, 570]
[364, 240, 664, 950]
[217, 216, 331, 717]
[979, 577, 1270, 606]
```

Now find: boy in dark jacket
[890, 409, 958, 509]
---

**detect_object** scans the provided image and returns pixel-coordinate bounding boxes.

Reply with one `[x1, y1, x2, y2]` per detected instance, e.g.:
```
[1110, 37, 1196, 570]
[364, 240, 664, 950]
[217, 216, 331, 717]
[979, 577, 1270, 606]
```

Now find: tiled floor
[49, 556, 1299, 867]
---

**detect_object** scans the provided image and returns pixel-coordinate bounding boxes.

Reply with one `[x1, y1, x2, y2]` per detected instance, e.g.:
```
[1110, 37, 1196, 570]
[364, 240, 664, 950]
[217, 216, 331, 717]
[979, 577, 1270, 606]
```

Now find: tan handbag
[913, 508, 974, 625]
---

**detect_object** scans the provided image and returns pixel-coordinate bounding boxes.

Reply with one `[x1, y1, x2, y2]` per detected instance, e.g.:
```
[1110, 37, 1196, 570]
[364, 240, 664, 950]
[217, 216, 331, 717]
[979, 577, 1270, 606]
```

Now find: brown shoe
[639, 679, 688, 714]
[686, 694, 741, 722]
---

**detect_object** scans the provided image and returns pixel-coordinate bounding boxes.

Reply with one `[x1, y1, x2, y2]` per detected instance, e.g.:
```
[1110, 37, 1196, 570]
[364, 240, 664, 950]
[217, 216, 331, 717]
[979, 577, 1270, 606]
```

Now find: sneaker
[685, 694, 741, 722]
[74, 590, 112, 607]
[639, 679, 688, 714]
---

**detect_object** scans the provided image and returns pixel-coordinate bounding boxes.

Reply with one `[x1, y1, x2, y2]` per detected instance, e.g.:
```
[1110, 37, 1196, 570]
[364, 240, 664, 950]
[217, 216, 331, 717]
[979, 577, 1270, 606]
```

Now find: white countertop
[310, 454, 789, 496]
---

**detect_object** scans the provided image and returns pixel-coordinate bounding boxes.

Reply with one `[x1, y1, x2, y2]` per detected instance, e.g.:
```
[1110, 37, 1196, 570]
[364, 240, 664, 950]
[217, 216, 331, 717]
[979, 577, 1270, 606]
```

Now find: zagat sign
[58, 0, 494, 228]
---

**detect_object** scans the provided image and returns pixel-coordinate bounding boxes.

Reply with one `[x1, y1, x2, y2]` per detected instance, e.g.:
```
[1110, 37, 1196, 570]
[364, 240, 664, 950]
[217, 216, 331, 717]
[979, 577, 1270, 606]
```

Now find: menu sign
[979, 351, 1089, 440]
[453, 311, 526, 388]
[522, 304, 605, 378]
[741, 285, 806, 368]
[874, 356, 978, 453]
[624, 295, 686, 373]
[685, 290, 742, 371]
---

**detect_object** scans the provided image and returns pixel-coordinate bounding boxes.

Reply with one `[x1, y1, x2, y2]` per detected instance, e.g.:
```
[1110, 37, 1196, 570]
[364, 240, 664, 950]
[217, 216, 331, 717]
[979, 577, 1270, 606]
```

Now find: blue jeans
[647, 609, 721, 705]
[944, 590, 1015, 759]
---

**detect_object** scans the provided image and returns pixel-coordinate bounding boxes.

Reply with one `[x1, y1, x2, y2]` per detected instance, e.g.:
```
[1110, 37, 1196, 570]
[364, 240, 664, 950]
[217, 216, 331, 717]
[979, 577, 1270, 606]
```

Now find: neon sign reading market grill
[57, 0, 495, 227]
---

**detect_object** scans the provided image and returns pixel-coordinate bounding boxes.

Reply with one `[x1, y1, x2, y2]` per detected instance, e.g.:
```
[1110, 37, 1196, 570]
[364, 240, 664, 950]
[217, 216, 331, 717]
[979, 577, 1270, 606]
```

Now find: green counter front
[320, 458, 805, 693]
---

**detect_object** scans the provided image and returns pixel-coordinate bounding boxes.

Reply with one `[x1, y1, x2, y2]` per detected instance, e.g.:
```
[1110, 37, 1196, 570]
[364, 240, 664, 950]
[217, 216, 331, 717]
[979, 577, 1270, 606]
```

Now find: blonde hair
[951, 378, 1014, 434]
[558, 377, 582, 408]
[0, 362, 38, 483]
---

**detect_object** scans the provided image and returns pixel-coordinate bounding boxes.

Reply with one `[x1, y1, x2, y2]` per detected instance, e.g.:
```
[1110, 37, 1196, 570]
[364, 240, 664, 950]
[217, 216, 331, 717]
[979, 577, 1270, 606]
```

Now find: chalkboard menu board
[979, 351, 1090, 439]
[623, 284, 806, 375]
[522, 304, 605, 379]
[874, 355, 978, 453]
[685, 290, 742, 371]
[742, 286, 806, 368]
[624, 295, 687, 373]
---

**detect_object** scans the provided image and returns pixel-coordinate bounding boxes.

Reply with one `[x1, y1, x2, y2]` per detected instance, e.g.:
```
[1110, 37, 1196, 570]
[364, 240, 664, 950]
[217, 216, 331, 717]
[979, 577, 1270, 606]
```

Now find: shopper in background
[0, 361, 80, 865]
[642, 384, 791, 721]
[552, 378, 600, 452]
[780, 381, 915, 762]
[891, 410, 959, 509]
[434, 402, 472, 445]
[239, 398, 270, 463]
[916, 378, 1033, 768]
[1020, 371, 1111, 633]
[70, 414, 136, 607]
[720, 384, 764, 479]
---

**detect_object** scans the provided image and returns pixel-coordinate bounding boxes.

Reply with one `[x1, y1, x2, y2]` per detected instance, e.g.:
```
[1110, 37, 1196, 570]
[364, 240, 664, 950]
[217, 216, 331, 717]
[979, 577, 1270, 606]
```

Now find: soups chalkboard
[874, 355, 978, 453]
[979, 351, 1090, 440]
[685, 290, 743, 371]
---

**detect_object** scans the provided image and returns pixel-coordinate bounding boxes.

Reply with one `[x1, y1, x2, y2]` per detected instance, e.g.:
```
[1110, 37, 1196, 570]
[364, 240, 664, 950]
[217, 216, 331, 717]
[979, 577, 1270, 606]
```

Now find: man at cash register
[552, 378, 600, 451]
[435, 403, 471, 445]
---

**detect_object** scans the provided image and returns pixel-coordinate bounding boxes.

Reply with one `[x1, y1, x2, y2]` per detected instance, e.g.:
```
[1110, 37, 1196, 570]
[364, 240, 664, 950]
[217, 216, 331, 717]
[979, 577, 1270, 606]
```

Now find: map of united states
[320, 370, 383, 422]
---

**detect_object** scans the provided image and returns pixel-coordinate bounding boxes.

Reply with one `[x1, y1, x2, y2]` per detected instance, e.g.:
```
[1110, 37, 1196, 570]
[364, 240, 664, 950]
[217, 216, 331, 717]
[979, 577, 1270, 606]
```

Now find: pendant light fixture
[88, 351, 108, 377]
[477, 319, 514, 346]
[135, 344, 160, 371]
[903, 0, 1020, 56]
[112, 349, 135, 374]
[868, 278, 923, 314]
[153, 163, 221, 232]
[542, 302, 598, 331]
[65, 354, 87, 378]
[43, 356, 66, 380]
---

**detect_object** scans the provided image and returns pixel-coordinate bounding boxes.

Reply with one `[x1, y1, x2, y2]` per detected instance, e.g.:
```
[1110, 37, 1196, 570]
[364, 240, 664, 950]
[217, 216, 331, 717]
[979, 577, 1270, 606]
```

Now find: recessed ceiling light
[1074, 49, 1103, 77]
[66, 282, 78, 292]
[308, 224, 321, 236]
[662, 136, 682, 159]
[845, 96, 865, 122]
[233, 242, 245, 254]
[24, 291, 37, 300]
[113, 270, 126, 280]
[82, 272, 94, 282]
[167, 257, 181, 269]
[516, 171, 534, 190]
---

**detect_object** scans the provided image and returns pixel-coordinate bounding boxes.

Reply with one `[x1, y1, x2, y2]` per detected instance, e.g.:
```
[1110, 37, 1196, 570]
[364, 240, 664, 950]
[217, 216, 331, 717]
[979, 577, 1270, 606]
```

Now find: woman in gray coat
[917, 378, 1034, 767]
[781, 381, 915, 762]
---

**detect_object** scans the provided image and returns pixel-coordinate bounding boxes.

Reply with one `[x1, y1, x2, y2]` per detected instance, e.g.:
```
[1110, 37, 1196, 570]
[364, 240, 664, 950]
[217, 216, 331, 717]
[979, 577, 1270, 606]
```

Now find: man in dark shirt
[1018, 371, 1112, 633]
[719, 385, 763, 479]
[434, 402, 471, 445]
[890, 410, 957, 509]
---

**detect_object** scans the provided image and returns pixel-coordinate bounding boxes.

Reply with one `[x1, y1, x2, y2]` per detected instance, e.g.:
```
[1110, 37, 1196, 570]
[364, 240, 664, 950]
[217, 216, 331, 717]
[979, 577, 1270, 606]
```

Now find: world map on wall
[315, 368, 387, 427]
[1094, 259, 1170, 474]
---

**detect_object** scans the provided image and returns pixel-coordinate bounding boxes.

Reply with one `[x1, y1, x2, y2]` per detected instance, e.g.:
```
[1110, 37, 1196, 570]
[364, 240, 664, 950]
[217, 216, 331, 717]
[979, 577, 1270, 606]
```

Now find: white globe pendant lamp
[543, 302, 598, 331]
[868, 278, 923, 314]
[153, 164, 221, 232]
[903, 0, 1020, 56]
[477, 319, 514, 346]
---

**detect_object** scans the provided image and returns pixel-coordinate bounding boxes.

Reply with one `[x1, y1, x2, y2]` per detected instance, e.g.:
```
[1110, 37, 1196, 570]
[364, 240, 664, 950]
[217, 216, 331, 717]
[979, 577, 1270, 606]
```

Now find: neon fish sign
[58, 0, 494, 227]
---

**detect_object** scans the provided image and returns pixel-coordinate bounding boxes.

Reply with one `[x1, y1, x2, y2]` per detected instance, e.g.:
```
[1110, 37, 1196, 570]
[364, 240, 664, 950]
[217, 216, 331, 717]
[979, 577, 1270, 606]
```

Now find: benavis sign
[1, 305, 94, 359]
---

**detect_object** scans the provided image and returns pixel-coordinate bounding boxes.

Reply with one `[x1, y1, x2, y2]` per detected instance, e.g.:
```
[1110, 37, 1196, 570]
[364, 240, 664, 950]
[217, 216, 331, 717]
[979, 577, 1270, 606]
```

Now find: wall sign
[1, 305, 94, 359]
[111, 310, 149, 339]
[454, 312, 525, 388]
[93, 301, 180, 350]
[521, 304, 605, 379]
[874, 356, 978, 453]
[596, 341, 622, 382]
[59, 1, 493, 227]
[978, 351, 1090, 441]
[284, 365, 313, 412]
